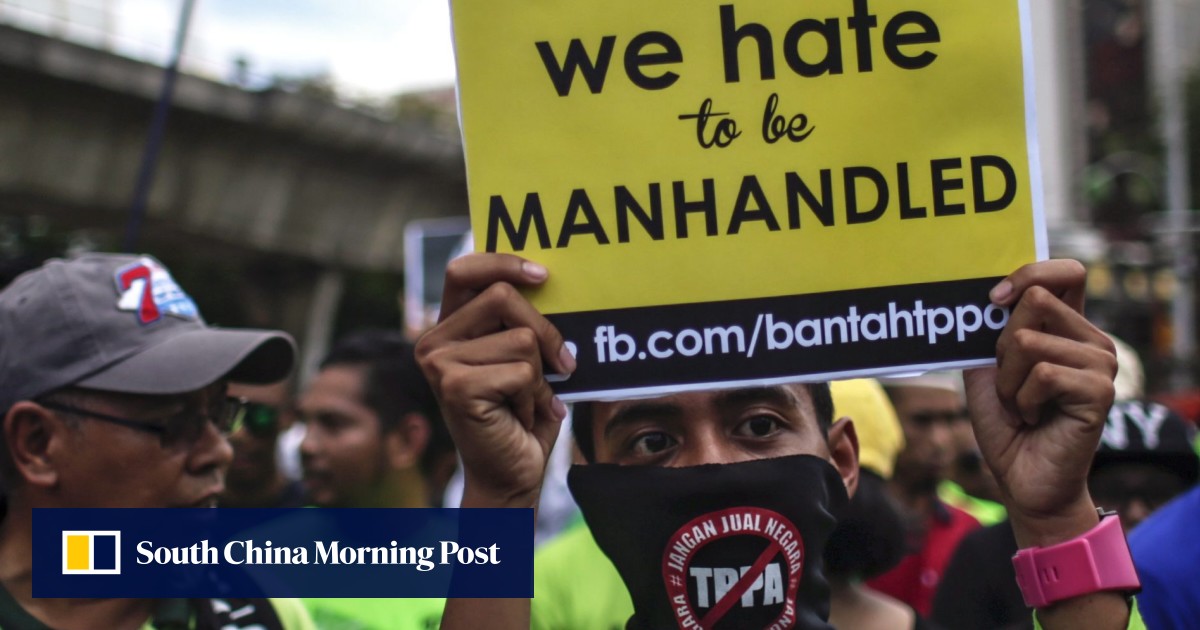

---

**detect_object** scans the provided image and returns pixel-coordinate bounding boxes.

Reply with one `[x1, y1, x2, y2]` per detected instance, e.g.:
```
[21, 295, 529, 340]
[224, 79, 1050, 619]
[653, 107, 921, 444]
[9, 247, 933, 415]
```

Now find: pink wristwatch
[1011, 510, 1141, 608]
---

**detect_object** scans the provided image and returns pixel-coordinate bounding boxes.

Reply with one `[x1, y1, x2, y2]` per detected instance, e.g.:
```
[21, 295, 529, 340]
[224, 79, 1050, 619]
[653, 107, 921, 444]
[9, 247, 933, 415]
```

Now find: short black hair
[571, 382, 834, 463]
[320, 330, 454, 475]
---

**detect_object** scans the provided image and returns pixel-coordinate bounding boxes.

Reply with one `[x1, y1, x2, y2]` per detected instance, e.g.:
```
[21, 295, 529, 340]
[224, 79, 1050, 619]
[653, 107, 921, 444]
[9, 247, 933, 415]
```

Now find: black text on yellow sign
[454, 0, 1044, 399]
[484, 156, 1019, 253]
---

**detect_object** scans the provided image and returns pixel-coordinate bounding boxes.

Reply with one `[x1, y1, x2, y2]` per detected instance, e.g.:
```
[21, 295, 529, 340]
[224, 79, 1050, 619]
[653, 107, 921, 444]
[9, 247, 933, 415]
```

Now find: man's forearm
[439, 484, 539, 630]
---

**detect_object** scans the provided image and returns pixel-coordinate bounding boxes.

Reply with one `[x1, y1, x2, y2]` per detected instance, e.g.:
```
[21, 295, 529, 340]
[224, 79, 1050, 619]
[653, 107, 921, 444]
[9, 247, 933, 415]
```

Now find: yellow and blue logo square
[61, 531, 120, 575]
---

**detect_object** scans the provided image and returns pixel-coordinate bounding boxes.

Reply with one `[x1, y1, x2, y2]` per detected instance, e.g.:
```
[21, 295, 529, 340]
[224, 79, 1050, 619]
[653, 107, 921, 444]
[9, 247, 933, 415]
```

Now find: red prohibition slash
[699, 540, 782, 627]
[662, 507, 804, 630]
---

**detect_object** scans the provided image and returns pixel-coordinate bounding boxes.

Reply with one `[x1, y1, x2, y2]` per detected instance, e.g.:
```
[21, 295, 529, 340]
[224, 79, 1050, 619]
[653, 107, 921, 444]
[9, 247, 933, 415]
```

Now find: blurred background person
[938, 412, 1005, 527]
[1091, 399, 1198, 530]
[219, 380, 307, 508]
[298, 329, 454, 510]
[868, 372, 980, 617]
[825, 379, 943, 630]
[932, 397, 1199, 630]
[298, 329, 453, 630]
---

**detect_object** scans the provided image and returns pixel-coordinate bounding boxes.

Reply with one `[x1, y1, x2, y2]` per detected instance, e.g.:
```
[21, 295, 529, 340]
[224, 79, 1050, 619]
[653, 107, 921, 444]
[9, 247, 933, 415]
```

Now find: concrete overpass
[0, 22, 466, 271]
[0, 24, 469, 372]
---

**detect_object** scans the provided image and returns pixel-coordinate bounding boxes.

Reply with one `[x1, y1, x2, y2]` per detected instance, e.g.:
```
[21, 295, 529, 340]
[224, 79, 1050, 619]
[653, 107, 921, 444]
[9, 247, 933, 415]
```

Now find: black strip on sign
[548, 277, 1006, 399]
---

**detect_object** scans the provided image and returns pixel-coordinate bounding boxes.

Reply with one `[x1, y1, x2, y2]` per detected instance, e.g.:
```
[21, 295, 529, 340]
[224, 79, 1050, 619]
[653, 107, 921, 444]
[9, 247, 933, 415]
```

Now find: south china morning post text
[134, 538, 501, 572]
[32, 508, 534, 599]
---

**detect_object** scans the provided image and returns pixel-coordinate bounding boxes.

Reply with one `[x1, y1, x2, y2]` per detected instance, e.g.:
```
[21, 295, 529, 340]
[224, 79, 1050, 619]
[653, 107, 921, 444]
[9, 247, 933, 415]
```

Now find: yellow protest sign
[454, 0, 1045, 400]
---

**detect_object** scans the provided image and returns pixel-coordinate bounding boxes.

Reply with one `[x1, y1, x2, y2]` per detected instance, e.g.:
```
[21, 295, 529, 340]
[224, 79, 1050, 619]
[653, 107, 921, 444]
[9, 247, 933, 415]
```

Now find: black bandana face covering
[569, 455, 849, 630]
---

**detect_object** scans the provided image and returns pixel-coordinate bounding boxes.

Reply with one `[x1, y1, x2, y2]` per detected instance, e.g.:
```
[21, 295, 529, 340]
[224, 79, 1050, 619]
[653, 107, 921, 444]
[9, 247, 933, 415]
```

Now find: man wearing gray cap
[0, 254, 314, 629]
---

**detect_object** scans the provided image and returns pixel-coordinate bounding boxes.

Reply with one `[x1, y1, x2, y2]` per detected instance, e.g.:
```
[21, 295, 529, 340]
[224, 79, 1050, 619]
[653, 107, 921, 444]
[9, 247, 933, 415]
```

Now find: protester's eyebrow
[713, 386, 797, 412]
[602, 402, 684, 439]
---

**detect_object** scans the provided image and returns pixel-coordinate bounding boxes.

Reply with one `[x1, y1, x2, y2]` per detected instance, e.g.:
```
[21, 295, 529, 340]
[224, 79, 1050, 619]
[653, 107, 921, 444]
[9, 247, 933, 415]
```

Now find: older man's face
[49, 384, 234, 508]
[589, 385, 835, 468]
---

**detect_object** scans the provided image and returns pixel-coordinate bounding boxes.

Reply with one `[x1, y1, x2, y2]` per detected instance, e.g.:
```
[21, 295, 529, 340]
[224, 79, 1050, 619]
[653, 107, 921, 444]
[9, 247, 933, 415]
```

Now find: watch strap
[1012, 512, 1141, 608]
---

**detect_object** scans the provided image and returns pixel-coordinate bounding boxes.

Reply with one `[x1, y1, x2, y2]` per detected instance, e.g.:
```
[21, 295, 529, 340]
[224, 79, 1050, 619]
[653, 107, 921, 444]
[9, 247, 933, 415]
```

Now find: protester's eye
[735, 414, 781, 438]
[629, 432, 676, 456]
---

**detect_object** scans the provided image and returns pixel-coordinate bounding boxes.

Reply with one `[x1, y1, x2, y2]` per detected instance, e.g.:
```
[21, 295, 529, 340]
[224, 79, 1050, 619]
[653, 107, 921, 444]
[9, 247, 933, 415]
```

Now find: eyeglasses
[230, 400, 280, 437]
[39, 396, 246, 447]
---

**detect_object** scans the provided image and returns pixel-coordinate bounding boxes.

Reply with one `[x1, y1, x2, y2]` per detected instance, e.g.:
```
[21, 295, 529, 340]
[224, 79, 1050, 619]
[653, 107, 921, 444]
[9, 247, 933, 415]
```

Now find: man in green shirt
[0, 254, 311, 630]
[297, 330, 450, 630]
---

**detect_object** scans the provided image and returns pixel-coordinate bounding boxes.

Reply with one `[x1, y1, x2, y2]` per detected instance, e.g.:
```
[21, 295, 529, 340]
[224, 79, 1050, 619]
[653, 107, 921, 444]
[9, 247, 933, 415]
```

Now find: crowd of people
[0, 252, 1197, 629]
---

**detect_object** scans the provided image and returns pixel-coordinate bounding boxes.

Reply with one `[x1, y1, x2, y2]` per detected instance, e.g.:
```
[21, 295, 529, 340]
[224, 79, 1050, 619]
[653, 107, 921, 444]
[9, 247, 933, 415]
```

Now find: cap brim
[75, 328, 295, 396]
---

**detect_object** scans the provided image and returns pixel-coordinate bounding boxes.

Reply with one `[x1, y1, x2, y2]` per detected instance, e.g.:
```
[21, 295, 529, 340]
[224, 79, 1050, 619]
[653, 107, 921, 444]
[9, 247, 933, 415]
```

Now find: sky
[7, 0, 459, 100]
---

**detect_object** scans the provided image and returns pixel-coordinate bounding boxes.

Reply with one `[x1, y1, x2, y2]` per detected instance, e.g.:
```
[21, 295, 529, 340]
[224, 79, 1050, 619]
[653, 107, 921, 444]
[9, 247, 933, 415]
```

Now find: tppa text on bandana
[33, 508, 533, 598]
[453, 0, 1046, 400]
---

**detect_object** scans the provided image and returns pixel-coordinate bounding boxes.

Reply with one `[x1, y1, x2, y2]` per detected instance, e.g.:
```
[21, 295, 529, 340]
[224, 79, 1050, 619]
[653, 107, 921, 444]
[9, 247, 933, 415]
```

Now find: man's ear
[4, 402, 65, 489]
[383, 412, 432, 471]
[827, 417, 860, 499]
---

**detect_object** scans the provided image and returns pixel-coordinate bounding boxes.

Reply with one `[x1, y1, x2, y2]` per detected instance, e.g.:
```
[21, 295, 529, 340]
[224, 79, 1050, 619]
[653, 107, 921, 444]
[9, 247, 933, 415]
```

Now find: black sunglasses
[40, 396, 246, 448]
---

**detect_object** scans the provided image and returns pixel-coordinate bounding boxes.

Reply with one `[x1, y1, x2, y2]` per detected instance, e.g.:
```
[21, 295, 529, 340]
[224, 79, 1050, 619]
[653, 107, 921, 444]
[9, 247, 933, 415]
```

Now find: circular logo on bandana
[662, 507, 805, 630]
